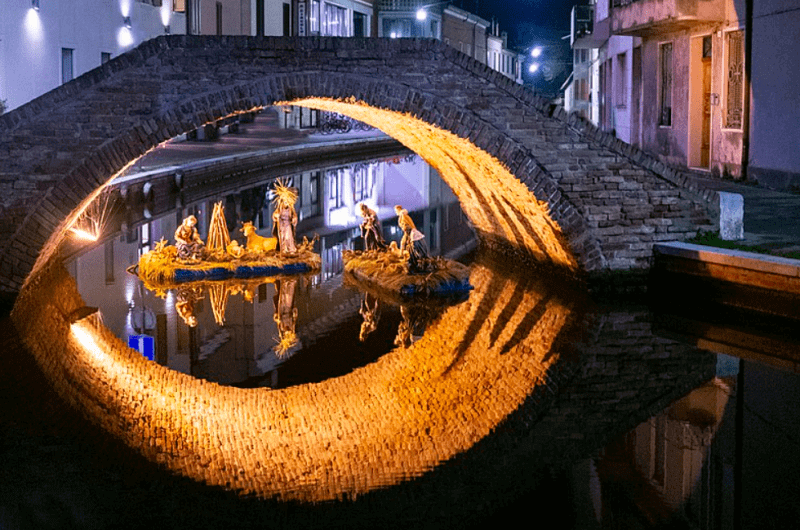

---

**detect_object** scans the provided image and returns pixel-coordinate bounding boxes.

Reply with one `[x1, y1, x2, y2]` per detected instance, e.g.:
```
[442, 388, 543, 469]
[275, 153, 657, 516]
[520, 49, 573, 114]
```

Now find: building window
[104, 240, 115, 285]
[299, 107, 317, 129]
[323, 3, 348, 37]
[575, 77, 589, 102]
[659, 42, 673, 126]
[725, 30, 745, 129]
[173, 0, 185, 12]
[101, 52, 111, 64]
[615, 52, 627, 107]
[353, 11, 367, 37]
[216, 2, 222, 35]
[256, 0, 264, 36]
[310, 0, 320, 33]
[61, 48, 74, 84]
[309, 172, 320, 217]
[328, 168, 344, 209]
[283, 2, 291, 36]
[353, 163, 373, 203]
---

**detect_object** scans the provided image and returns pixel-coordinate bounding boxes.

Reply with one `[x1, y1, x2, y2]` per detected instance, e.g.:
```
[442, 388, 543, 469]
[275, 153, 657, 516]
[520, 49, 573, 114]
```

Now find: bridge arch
[1, 35, 721, 509]
[0, 36, 716, 293]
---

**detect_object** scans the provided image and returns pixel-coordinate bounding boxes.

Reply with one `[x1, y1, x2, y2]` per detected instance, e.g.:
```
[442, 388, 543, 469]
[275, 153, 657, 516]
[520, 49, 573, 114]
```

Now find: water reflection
[67, 153, 474, 388]
[5, 156, 795, 528]
[7, 249, 800, 527]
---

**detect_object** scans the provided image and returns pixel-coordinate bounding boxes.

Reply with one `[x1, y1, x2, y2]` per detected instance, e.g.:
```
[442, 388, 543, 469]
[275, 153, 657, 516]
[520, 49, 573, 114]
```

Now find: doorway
[689, 35, 713, 169]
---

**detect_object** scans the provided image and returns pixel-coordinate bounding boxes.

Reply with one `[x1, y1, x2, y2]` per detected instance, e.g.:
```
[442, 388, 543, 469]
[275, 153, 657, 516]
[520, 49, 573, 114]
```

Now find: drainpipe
[741, 0, 753, 180]
[186, 0, 194, 35]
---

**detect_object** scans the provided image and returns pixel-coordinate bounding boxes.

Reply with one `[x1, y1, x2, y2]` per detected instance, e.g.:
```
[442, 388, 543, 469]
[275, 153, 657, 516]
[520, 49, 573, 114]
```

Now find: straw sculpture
[206, 202, 231, 254]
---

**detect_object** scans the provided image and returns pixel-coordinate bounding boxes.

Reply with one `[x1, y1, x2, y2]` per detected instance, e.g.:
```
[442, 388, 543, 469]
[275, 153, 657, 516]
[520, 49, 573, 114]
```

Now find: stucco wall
[640, 25, 744, 177]
[0, 0, 185, 112]
[748, 0, 800, 188]
[442, 7, 487, 64]
[641, 35, 690, 168]
[607, 36, 636, 144]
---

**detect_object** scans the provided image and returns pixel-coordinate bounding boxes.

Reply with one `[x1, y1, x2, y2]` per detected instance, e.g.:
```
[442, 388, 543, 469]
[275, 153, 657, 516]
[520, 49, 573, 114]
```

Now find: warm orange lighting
[71, 321, 109, 364]
[70, 227, 99, 241]
[283, 97, 578, 270]
[13, 260, 577, 503]
[13, 98, 582, 503]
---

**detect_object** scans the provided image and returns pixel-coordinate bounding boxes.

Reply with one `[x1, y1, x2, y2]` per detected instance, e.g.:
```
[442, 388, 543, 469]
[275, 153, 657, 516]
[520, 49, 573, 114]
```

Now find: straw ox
[240, 222, 277, 254]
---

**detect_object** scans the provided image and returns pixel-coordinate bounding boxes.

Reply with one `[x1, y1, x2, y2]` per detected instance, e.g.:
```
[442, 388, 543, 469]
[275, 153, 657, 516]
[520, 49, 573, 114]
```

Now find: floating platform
[134, 245, 321, 289]
[342, 249, 472, 300]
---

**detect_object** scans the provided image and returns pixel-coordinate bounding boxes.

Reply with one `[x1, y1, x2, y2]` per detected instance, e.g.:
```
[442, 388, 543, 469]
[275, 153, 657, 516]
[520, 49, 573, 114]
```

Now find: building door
[700, 38, 712, 167]
[689, 35, 713, 169]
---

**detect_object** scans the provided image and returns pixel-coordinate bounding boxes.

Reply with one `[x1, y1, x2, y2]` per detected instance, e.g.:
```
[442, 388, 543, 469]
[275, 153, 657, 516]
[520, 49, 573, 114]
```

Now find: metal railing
[378, 0, 425, 10]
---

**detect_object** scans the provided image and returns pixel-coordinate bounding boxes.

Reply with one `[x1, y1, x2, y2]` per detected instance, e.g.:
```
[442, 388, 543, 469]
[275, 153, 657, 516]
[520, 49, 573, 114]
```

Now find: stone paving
[688, 174, 800, 255]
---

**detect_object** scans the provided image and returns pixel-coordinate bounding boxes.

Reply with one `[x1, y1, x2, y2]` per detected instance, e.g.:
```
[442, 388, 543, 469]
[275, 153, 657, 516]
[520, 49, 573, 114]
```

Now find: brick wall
[0, 36, 718, 292]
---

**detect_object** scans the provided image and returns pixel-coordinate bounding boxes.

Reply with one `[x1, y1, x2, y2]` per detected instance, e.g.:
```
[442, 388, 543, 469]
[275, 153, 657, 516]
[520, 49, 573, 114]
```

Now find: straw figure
[174, 214, 205, 262]
[359, 203, 386, 251]
[175, 285, 203, 327]
[273, 277, 299, 357]
[208, 283, 230, 326]
[206, 202, 231, 258]
[272, 180, 298, 254]
[226, 240, 247, 259]
[359, 292, 381, 342]
[241, 221, 277, 255]
[394, 205, 431, 273]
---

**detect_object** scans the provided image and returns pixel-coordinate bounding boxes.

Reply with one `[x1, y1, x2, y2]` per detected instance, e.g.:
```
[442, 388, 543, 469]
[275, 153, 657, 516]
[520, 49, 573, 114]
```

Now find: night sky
[450, 0, 577, 93]
[452, 0, 576, 49]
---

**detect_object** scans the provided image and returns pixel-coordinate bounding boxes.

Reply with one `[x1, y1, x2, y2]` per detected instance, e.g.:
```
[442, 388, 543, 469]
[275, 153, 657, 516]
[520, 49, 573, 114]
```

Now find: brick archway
[0, 36, 716, 293]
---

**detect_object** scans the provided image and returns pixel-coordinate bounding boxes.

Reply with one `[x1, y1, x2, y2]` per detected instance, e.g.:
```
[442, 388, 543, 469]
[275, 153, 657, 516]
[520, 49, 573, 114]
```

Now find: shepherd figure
[359, 203, 386, 251]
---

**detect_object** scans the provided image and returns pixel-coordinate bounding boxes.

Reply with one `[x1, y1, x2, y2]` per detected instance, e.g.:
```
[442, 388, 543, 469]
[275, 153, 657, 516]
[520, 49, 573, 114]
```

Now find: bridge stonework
[0, 36, 717, 292]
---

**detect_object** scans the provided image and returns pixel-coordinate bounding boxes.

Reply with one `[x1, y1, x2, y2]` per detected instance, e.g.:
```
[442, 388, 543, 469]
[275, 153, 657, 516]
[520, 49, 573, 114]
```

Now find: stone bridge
[0, 36, 718, 293]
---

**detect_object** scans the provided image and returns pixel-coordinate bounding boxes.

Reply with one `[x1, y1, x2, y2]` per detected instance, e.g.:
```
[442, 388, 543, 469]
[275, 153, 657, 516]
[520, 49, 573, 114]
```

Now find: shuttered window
[725, 30, 745, 129]
[659, 42, 672, 126]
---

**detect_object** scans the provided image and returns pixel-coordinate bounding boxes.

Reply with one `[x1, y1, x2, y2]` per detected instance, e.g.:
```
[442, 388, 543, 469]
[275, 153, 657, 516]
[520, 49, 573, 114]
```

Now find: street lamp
[531, 46, 542, 58]
[529, 63, 540, 74]
[415, 2, 449, 25]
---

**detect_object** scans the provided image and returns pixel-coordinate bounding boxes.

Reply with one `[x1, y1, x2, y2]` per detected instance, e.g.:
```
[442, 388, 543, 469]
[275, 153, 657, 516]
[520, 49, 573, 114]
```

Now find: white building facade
[0, 0, 186, 113]
[486, 26, 522, 84]
[289, 0, 374, 38]
[566, 1, 638, 144]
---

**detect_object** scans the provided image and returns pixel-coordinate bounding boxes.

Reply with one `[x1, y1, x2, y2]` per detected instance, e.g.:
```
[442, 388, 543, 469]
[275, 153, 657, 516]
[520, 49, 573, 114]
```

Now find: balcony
[571, 4, 610, 49]
[611, 0, 725, 37]
[378, 0, 423, 10]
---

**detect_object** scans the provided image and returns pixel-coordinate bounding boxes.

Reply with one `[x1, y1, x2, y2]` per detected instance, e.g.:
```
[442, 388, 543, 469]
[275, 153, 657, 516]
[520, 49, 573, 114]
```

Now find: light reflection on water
[3, 157, 797, 529]
[66, 153, 475, 389]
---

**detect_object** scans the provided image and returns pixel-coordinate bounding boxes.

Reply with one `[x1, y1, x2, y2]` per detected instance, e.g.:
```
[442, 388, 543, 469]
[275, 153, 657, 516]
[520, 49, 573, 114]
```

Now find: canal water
[1, 152, 798, 530]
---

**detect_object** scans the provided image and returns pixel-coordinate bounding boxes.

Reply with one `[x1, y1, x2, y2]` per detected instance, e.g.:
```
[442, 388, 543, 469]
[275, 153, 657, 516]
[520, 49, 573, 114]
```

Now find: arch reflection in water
[18, 249, 584, 502]
[67, 153, 475, 387]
